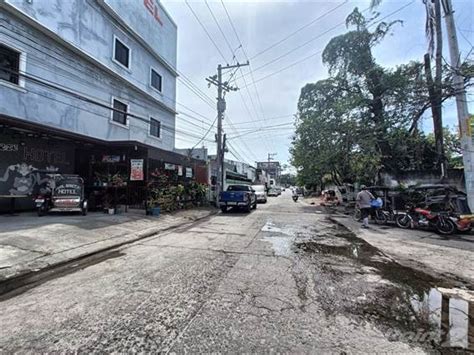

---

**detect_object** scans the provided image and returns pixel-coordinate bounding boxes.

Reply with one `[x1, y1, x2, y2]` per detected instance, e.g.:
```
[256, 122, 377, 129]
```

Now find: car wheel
[220, 206, 227, 213]
[245, 203, 252, 213]
[252, 202, 257, 210]
[81, 201, 88, 216]
[37, 205, 46, 217]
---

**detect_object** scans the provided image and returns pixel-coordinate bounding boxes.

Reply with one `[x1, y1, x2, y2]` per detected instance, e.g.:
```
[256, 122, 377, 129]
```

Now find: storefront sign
[102, 155, 121, 163]
[144, 0, 163, 26]
[24, 147, 69, 165]
[165, 163, 176, 170]
[0, 143, 19, 152]
[185, 167, 193, 178]
[130, 159, 144, 181]
[177, 165, 183, 176]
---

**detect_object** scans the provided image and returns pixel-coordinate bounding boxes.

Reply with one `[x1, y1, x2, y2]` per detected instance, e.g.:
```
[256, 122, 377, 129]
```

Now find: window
[0, 44, 20, 85]
[150, 68, 162, 92]
[112, 99, 128, 125]
[113, 37, 130, 68]
[150, 117, 161, 138]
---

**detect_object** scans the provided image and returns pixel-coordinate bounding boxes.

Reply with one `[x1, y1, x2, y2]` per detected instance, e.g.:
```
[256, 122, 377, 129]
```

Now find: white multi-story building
[0, 0, 183, 211]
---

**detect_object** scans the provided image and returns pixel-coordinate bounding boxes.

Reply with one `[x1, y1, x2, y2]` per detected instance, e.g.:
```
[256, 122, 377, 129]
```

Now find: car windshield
[227, 185, 249, 191]
[253, 185, 265, 192]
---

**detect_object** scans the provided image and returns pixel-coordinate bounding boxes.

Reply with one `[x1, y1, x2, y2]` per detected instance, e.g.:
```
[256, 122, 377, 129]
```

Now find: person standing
[356, 185, 374, 228]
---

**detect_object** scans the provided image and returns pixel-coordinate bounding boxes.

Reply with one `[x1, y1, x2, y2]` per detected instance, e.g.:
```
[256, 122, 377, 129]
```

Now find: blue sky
[162, 0, 473, 169]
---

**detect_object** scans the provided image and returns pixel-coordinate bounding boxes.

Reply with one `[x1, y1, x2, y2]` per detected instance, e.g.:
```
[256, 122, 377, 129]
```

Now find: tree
[371, 0, 447, 177]
[292, 9, 437, 188]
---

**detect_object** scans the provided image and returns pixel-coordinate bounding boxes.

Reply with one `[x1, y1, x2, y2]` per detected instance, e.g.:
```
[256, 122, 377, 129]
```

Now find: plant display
[146, 167, 208, 212]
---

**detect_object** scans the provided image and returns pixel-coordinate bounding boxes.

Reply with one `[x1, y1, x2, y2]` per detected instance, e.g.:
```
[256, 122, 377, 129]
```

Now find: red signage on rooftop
[144, 0, 163, 26]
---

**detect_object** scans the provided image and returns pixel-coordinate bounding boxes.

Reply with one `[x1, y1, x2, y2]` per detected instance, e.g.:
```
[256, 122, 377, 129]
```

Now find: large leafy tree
[291, 9, 446, 187]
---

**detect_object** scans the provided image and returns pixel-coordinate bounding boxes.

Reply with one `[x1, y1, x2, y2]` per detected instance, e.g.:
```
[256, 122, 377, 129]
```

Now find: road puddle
[410, 288, 474, 351]
[294, 223, 474, 352]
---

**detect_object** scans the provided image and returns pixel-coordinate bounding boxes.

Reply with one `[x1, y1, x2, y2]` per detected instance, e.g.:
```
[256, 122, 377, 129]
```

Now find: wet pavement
[0, 192, 472, 353]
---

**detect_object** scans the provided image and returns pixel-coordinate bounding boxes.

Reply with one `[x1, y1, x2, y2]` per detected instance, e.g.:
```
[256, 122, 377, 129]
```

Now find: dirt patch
[294, 224, 474, 353]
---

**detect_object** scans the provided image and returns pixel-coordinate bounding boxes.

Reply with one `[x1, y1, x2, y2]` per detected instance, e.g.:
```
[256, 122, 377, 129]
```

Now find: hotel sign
[144, 0, 163, 26]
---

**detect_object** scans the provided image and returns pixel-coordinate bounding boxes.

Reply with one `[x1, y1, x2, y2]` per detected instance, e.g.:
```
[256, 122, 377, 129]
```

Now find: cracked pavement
[0, 192, 472, 353]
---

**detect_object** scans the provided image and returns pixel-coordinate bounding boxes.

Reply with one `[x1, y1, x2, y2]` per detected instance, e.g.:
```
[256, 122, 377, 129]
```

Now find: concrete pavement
[0, 193, 472, 353]
[330, 213, 474, 285]
[0, 208, 216, 293]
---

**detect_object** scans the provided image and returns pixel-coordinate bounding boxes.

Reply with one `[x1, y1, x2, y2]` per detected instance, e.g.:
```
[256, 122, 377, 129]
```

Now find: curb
[0, 209, 218, 297]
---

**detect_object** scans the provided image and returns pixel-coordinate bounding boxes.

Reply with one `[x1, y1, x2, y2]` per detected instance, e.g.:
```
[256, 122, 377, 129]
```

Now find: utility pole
[442, 0, 473, 208]
[267, 153, 277, 182]
[267, 153, 277, 163]
[207, 61, 249, 206]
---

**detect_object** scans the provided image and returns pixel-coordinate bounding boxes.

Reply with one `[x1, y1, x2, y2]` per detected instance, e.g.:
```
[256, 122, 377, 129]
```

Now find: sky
[162, 0, 474, 170]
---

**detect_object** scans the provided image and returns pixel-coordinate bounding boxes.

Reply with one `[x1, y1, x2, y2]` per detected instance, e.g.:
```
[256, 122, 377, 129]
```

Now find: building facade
[0, 0, 197, 212]
[256, 161, 281, 183]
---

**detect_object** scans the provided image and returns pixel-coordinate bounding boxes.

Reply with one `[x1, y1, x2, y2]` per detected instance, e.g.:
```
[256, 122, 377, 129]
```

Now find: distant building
[175, 147, 209, 161]
[208, 156, 256, 190]
[257, 161, 281, 183]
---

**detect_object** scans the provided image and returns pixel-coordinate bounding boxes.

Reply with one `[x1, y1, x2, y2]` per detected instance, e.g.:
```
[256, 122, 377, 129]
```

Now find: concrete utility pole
[442, 0, 473, 208]
[207, 61, 249, 206]
[267, 153, 277, 163]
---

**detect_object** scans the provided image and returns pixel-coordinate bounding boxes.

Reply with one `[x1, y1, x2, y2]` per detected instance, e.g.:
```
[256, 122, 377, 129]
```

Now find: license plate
[227, 202, 237, 206]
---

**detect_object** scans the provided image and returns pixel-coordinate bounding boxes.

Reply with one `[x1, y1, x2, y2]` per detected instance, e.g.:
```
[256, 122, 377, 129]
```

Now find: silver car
[252, 185, 267, 203]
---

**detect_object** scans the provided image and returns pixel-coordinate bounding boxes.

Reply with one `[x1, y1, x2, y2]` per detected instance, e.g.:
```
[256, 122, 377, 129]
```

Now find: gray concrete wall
[379, 169, 466, 191]
[0, 0, 177, 151]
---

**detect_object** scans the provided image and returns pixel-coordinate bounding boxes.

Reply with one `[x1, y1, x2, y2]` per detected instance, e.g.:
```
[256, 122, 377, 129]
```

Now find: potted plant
[146, 187, 161, 216]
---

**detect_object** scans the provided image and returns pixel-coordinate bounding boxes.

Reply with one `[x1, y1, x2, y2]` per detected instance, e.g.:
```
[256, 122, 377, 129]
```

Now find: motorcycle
[395, 204, 456, 235]
[353, 206, 387, 225]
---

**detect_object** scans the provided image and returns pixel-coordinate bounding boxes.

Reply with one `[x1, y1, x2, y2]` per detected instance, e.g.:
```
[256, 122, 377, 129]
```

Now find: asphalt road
[0, 192, 469, 353]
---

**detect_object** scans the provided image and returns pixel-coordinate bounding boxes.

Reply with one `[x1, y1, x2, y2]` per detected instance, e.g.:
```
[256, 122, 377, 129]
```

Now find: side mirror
[251, 189, 255, 193]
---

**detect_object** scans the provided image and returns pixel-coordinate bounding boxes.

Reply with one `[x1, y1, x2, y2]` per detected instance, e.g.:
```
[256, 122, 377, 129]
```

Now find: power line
[220, 0, 275, 152]
[231, 114, 295, 125]
[185, 1, 228, 63]
[238, 1, 416, 88]
[0, 21, 218, 121]
[205, 0, 237, 61]
[2, 66, 215, 144]
[191, 116, 218, 150]
[249, 0, 349, 60]
[187, 3, 269, 162]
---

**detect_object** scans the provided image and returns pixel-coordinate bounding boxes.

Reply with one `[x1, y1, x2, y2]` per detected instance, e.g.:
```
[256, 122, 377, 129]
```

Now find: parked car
[252, 184, 267, 203]
[219, 185, 257, 213]
[267, 187, 279, 197]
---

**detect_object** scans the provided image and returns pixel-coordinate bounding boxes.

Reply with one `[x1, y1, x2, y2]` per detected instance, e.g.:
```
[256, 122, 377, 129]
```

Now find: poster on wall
[165, 163, 176, 170]
[185, 167, 193, 178]
[130, 159, 144, 181]
[177, 165, 183, 176]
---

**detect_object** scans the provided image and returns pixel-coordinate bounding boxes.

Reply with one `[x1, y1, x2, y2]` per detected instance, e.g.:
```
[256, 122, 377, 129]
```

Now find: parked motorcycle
[395, 204, 456, 235]
[353, 206, 387, 225]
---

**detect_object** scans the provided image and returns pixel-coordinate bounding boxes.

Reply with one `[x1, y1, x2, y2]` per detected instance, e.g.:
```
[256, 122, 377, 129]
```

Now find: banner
[130, 159, 144, 181]
[177, 165, 183, 176]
